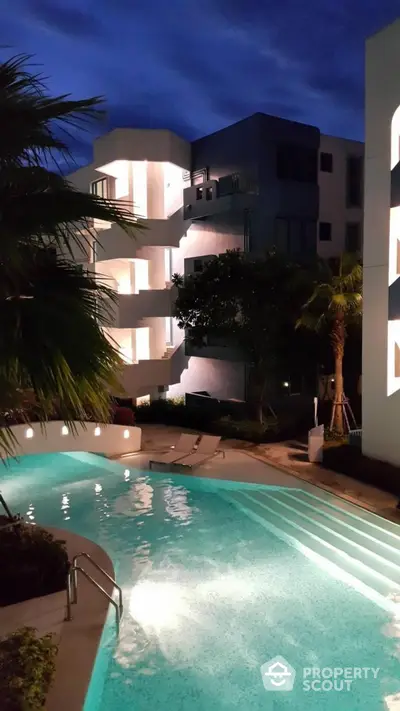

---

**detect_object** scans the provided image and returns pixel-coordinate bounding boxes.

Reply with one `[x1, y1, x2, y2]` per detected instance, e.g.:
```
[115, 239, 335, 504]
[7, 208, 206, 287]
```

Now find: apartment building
[318, 134, 364, 258]
[363, 18, 400, 466]
[69, 113, 364, 404]
[68, 128, 192, 402]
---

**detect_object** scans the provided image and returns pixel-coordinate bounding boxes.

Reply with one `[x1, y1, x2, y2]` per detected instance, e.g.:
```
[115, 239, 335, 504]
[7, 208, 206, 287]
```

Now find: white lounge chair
[148, 433, 199, 470]
[175, 435, 222, 470]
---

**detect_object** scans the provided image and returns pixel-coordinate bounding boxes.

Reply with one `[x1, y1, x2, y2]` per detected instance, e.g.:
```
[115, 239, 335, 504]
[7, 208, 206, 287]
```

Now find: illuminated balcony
[119, 342, 188, 393]
[106, 288, 176, 329]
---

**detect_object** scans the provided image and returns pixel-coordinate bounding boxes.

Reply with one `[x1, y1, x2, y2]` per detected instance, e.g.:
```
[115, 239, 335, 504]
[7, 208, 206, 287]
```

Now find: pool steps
[223, 487, 400, 615]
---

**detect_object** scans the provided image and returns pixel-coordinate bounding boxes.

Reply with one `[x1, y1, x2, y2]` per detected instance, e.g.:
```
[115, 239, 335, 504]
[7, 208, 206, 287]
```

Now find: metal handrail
[72, 552, 123, 615]
[0, 493, 13, 519]
[66, 566, 120, 629]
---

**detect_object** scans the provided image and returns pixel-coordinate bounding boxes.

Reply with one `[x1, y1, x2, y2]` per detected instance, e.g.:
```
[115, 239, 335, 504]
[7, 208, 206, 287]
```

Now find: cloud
[23, 0, 105, 39]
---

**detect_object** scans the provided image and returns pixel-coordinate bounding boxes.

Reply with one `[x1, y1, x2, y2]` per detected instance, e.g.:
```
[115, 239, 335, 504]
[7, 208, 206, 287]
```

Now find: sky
[1, 0, 400, 164]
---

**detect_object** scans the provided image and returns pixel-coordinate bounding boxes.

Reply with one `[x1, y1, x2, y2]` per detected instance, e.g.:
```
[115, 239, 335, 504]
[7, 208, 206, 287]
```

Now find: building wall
[362, 18, 400, 465]
[68, 128, 191, 403]
[167, 357, 246, 400]
[191, 113, 320, 257]
[318, 135, 364, 258]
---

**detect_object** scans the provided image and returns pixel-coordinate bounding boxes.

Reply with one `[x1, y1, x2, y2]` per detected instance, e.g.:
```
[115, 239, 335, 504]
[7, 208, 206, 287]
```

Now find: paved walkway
[133, 424, 400, 524]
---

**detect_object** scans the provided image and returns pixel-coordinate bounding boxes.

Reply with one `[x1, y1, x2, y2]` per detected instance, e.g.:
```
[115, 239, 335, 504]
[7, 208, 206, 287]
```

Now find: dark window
[346, 222, 361, 252]
[205, 186, 213, 201]
[276, 144, 318, 183]
[196, 187, 203, 200]
[346, 156, 363, 207]
[193, 259, 203, 272]
[319, 222, 332, 241]
[231, 173, 240, 192]
[320, 152, 333, 173]
[91, 178, 108, 198]
[244, 209, 252, 251]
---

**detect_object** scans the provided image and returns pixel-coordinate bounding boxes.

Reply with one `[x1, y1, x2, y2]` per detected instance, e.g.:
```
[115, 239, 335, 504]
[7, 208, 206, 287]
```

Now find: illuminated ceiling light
[25, 427, 34, 439]
[61, 425, 69, 436]
[123, 429, 130, 439]
[94, 426, 101, 437]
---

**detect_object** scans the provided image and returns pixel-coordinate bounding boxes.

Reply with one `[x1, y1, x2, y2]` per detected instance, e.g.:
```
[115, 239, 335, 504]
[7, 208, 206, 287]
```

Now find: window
[276, 144, 318, 183]
[346, 222, 361, 252]
[319, 222, 332, 241]
[205, 186, 213, 201]
[243, 209, 252, 251]
[320, 152, 333, 173]
[346, 156, 363, 207]
[196, 187, 203, 200]
[193, 259, 203, 272]
[91, 178, 108, 198]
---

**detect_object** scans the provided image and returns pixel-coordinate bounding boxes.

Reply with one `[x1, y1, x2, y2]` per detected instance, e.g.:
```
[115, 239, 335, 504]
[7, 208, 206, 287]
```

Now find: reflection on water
[163, 485, 194, 523]
[114, 479, 154, 518]
[61, 493, 70, 521]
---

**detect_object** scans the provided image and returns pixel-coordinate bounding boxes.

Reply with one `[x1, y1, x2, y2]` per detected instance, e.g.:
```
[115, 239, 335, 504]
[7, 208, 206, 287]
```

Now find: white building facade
[69, 128, 193, 403]
[363, 18, 400, 465]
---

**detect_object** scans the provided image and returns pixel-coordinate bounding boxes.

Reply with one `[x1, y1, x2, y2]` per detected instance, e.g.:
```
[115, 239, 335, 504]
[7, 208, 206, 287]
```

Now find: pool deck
[119, 424, 400, 524]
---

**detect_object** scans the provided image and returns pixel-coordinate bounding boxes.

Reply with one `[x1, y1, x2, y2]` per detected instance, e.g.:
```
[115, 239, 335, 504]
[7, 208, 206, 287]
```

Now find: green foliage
[297, 253, 362, 334]
[135, 398, 310, 443]
[0, 522, 69, 606]
[297, 253, 362, 435]
[173, 250, 317, 421]
[0, 53, 144, 456]
[0, 627, 57, 711]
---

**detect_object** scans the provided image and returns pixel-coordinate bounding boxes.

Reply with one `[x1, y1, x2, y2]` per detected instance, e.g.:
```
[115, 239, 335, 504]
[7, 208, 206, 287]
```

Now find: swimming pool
[1, 451, 400, 709]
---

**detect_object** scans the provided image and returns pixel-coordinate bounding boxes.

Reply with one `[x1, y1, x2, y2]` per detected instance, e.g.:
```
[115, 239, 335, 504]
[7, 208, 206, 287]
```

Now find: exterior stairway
[222, 486, 400, 614]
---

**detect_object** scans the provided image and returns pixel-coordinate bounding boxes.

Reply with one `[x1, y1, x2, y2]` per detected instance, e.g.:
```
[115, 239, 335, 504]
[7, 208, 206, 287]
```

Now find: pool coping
[45, 528, 115, 711]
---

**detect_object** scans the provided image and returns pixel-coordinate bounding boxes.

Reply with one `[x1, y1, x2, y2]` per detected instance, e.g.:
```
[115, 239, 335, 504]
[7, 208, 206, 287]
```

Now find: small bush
[215, 416, 278, 442]
[113, 406, 135, 426]
[323, 444, 400, 496]
[0, 523, 69, 606]
[0, 627, 58, 711]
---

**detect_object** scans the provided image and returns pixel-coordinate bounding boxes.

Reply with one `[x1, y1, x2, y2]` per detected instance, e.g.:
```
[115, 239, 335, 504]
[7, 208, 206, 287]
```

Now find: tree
[0, 54, 142, 455]
[173, 250, 315, 423]
[297, 252, 362, 435]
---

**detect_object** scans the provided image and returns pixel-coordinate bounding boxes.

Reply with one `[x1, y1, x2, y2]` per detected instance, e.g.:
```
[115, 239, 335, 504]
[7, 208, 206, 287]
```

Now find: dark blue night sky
[2, 0, 399, 162]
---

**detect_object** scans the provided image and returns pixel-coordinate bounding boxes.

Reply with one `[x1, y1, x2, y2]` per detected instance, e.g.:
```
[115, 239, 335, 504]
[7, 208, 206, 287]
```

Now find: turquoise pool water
[1, 451, 400, 710]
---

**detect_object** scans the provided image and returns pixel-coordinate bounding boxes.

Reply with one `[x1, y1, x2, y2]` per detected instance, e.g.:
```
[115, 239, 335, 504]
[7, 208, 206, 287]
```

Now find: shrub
[323, 444, 400, 496]
[0, 523, 69, 606]
[0, 627, 57, 711]
[113, 406, 135, 426]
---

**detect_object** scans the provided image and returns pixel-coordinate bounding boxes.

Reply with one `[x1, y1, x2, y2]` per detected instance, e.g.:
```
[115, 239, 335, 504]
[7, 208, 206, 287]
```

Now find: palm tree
[297, 253, 362, 435]
[0, 54, 142, 455]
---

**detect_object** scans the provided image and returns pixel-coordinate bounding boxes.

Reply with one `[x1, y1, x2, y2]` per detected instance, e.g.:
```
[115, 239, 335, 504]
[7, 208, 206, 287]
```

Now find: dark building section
[391, 160, 400, 207]
[184, 112, 320, 259]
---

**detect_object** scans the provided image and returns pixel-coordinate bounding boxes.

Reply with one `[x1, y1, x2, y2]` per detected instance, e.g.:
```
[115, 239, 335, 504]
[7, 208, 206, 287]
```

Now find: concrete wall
[362, 19, 400, 465]
[5, 422, 142, 457]
[167, 356, 246, 400]
[318, 134, 364, 258]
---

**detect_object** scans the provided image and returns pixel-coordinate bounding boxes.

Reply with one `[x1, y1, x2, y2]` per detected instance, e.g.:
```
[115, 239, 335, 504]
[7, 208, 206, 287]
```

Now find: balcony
[136, 207, 190, 248]
[119, 342, 188, 393]
[94, 208, 189, 261]
[183, 178, 257, 220]
[95, 222, 138, 261]
[106, 287, 177, 328]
